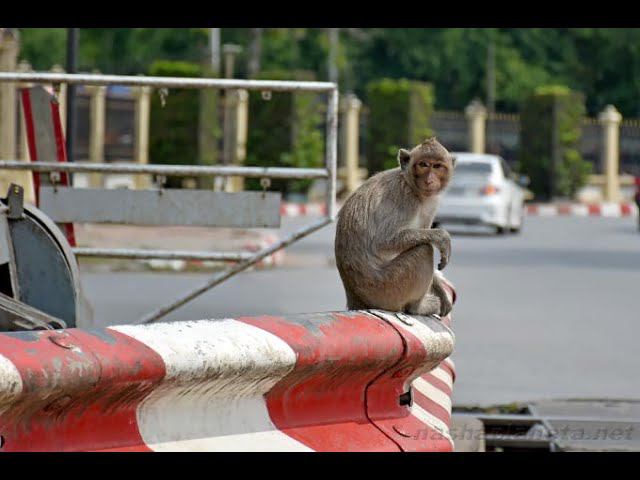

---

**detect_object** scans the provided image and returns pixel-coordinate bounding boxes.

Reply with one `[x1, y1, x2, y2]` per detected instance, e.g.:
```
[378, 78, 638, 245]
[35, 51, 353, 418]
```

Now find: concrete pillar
[132, 85, 152, 189]
[0, 30, 35, 204]
[465, 99, 487, 154]
[598, 105, 622, 203]
[223, 89, 249, 193]
[221, 44, 243, 192]
[0, 29, 19, 161]
[342, 94, 362, 195]
[86, 83, 106, 188]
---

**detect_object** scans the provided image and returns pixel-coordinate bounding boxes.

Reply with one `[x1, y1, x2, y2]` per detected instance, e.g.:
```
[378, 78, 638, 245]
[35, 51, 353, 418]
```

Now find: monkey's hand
[428, 228, 451, 270]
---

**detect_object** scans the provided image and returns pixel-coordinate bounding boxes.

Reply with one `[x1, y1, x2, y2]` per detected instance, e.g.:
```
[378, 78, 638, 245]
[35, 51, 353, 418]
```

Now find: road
[80, 214, 640, 407]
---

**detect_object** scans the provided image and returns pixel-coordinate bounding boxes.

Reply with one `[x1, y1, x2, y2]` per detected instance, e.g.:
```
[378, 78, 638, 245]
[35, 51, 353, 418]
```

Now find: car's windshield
[455, 162, 493, 175]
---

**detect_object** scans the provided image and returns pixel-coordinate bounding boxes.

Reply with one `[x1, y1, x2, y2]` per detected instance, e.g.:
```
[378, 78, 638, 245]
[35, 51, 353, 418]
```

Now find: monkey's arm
[376, 228, 451, 270]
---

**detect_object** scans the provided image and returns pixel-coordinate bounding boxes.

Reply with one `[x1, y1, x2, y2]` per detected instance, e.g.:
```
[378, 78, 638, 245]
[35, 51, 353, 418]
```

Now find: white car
[434, 153, 528, 234]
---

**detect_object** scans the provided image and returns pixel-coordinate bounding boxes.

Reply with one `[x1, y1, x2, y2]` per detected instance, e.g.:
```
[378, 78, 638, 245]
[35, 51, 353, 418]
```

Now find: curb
[526, 203, 638, 218]
[144, 232, 285, 272]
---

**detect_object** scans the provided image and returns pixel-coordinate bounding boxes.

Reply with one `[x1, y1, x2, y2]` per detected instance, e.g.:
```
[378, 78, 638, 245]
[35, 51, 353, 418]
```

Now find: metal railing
[0, 72, 339, 325]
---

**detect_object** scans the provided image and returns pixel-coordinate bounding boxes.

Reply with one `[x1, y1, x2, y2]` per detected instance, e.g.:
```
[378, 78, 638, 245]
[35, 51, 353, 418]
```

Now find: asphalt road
[80, 214, 640, 407]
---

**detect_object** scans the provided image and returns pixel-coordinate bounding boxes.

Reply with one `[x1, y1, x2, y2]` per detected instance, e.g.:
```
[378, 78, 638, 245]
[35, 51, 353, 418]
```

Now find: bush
[518, 85, 591, 200]
[246, 70, 324, 196]
[365, 78, 434, 174]
[148, 60, 204, 188]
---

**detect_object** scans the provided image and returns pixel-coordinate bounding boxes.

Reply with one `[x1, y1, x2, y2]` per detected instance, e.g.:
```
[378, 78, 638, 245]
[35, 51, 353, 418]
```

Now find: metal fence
[0, 71, 338, 324]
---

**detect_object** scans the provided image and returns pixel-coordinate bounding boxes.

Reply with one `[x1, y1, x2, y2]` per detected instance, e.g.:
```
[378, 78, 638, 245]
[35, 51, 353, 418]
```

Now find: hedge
[148, 60, 220, 189]
[518, 85, 591, 200]
[245, 69, 324, 195]
[365, 78, 434, 173]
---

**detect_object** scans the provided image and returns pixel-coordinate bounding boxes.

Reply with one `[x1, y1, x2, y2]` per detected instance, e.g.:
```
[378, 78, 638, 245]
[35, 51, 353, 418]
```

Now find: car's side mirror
[518, 175, 531, 187]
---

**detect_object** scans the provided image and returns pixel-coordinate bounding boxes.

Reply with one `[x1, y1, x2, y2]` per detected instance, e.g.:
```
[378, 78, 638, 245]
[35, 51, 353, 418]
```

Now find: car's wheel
[509, 205, 524, 234]
[495, 225, 506, 235]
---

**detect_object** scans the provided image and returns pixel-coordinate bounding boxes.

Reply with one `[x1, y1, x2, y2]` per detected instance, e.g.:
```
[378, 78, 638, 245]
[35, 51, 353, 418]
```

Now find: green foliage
[365, 78, 434, 173]
[518, 85, 590, 200]
[18, 28, 640, 117]
[246, 70, 324, 195]
[148, 60, 203, 188]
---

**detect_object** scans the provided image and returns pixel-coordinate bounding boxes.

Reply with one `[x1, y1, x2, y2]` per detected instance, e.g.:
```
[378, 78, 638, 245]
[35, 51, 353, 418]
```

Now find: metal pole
[65, 28, 79, 163]
[326, 87, 339, 220]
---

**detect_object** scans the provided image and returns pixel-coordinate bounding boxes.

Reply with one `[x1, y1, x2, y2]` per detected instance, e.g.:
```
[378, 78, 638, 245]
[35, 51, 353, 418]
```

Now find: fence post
[465, 99, 487, 154]
[0, 30, 36, 204]
[14, 60, 36, 204]
[598, 105, 622, 203]
[0, 29, 19, 162]
[133, 84, 152, 190]
[342, 94, 363, 195]
[223, 89, 249, 193]
[86, 80, 106, 188]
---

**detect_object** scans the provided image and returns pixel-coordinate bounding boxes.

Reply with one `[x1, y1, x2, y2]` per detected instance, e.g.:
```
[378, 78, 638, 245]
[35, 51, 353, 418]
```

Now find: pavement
[80, 213, 640, 408]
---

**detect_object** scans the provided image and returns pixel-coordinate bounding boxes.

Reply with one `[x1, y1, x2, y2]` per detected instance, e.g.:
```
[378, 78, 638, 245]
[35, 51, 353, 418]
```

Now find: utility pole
[210, 28, 220, 76]
[198, 28, 221, 190]
[328, 28, 339, 84]
[247, 28, 263, 77]
[486, 37, 495, 154]
[66, 28, 79, 163]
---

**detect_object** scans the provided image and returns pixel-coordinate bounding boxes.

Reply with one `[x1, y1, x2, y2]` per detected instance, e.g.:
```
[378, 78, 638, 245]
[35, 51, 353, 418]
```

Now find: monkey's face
[399, 141, 455, 197]
[411, 155, 453, 195]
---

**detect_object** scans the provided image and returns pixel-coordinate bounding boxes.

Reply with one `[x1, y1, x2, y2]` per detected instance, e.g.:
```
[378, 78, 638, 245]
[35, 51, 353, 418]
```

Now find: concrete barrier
[0, 282, 456, 452]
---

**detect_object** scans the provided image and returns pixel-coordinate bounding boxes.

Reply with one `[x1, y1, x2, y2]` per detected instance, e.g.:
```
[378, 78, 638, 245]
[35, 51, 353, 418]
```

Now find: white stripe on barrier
[572, 204, 589, 217]
[369, 311, 455, 378]
[430, 366, 454, 391]
[600, 203, 622, 217]
[411, 403, 453, 443]
[0, 354, 22, 410]
[111, 320, 309, 452]
[413, 377, 452, 413]
[536, 205, 558, 217]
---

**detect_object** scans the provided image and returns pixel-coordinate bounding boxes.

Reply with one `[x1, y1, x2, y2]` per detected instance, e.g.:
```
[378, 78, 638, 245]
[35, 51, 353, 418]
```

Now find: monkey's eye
[418, 161, 429, 168]
[432, 164, 442, 169]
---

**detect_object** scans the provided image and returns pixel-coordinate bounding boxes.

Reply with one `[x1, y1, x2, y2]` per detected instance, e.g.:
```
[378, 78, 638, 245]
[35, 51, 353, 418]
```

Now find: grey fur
[334, 138, 454, 317]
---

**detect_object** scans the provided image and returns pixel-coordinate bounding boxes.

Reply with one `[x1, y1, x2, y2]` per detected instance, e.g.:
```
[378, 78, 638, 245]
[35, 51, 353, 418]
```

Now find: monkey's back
[335, 168, 415, 279]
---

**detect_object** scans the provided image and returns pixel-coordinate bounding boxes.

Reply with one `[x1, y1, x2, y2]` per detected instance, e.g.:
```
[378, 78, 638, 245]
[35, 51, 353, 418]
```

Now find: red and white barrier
[526, 202, 638, 217]
[0, 282, 456, 452]
[280, 202, 328, 217]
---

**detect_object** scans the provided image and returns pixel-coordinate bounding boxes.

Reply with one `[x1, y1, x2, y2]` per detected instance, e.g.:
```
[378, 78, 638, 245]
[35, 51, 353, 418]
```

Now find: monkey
[334, 137, 455, 317]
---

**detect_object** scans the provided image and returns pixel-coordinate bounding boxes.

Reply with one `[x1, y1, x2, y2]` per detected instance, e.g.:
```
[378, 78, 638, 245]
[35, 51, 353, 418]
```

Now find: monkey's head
[398, 138, 456, 197]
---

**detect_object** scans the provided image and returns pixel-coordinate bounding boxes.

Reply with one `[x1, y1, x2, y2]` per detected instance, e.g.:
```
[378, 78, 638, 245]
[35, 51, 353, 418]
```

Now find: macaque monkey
[334, 137, 455, 317]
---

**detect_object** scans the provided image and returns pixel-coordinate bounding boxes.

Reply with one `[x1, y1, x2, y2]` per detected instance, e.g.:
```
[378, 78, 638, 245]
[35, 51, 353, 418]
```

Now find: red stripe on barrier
[557, 204, 572, 215]
[423, 371, 453, 396]
[240, 312, 406, 451]
[20, 89, 40, 205]
[526, 204, 538, 215]
[49, 100, 76, 246]
[413, 388, 451, 425]
[0, 329, 166, 452]
[621, 203, 632, 216]
[588, 204, 601, 216]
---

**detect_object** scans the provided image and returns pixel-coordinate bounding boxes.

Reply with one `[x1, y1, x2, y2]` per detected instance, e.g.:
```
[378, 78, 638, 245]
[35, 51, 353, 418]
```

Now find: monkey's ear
[398, 149, 411, 171]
